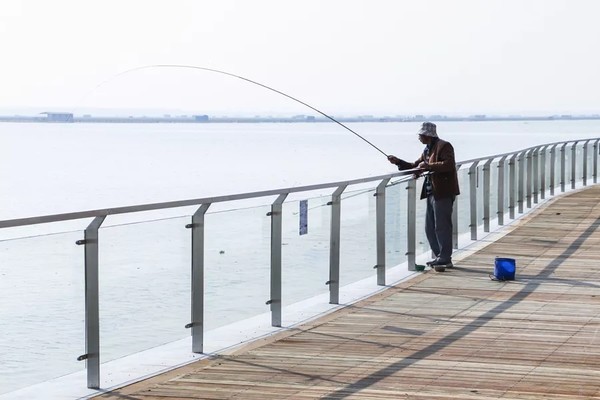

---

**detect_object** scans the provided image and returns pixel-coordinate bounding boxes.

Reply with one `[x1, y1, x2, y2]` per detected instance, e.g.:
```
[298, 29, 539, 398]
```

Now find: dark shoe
[426, 258, 438, 266]
[431, 259, 452, 271]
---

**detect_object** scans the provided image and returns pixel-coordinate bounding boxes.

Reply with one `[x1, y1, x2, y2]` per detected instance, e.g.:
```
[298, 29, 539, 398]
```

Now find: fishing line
[91, 64, 389, 157]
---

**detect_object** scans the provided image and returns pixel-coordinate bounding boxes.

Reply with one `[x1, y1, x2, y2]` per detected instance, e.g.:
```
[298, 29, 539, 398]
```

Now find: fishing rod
[92, 64, 389, 157]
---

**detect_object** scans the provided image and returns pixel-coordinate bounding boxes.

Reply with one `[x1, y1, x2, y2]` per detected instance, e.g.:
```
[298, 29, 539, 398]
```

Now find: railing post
[571, 142, 577, 189]
[328, 185, 346, 304]
[482, 159, 492, 232]
[532, 147, 539, 204]
[406, 178, 417, 271]
[187, 203, 210, 352]
[583, 140, 590, 186]
[540, 146, 547, 200]
[592, 139, 600, 183]
[526, 149, 533, 209]
[517, 151, 525, 214]
[78, 216, 106, 389]
[469, 162, 479, 240]
[375, 179, 390, 286]
[560, 143, 567, 192]
[509, 153, 517, 219]
[550, 144, 558, 195]
[497, 156, 507, 225]
[268, 194, 288, 326]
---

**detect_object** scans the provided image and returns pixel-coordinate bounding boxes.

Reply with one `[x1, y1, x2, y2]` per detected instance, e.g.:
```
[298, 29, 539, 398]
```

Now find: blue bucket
[494, 257, 516, 281]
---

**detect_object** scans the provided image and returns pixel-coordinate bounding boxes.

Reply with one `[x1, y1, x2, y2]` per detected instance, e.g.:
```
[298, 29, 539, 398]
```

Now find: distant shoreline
[1, 114, 599, 124]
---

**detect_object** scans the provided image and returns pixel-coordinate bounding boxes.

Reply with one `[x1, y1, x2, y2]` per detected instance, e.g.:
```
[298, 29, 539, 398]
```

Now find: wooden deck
[98, 186, 600, 399]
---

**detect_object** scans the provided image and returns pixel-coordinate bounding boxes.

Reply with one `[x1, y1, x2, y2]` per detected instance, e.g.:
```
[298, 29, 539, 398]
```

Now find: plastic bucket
[494, 257, 516, 281]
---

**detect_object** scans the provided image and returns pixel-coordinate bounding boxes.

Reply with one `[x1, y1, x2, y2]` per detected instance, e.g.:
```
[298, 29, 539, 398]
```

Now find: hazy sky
[1, 0, 599, 115]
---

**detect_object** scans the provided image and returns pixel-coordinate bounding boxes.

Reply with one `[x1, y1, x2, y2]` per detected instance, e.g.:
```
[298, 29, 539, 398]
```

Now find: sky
[0, 0, 599, 116]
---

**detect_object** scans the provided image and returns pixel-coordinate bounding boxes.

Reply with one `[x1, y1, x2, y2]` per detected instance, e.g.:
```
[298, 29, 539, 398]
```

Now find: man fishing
[387, 122, 460, 269]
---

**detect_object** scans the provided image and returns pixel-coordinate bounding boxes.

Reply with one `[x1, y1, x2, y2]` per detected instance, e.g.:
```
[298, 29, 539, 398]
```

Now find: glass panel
[540, 147, 547, 198]
[540, 148, 549, 198]
[385, 179, 407, 268]
[587, 141, 595, 183]
[0, 230, 84, 395]
[550, 147, 560, 193]
[99, 216, 190, 364]
[281, 196, 330, 307]
[339, 186, 377, 287]
[524, 151, 531, 207]
[594, 141, 600, 184]
[559, 145, 566, 192]
[577, 142, 585, 186]
[476, 164, 485, 229]
[456, 167, 471, 247]
[489, 159, 500, 225]
[414, 178, 430, 258]
[567, 143, 575, 188]
[562, 144, 570, 191]
[503, 157, 511, 219]
[517, 153, 526, 214]
[204, 205, 270, 330]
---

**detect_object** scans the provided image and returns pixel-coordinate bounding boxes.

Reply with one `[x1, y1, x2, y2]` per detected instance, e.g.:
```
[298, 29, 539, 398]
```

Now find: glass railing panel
[503, 157, 512, 219]
[585, 142, 593, 183]
[475, 164, 485, 230]
[339, 186, 377, 287]
[98, 216, 190, 364]
[540, 147, 551, 196]
[570, 143, 576, 187]
[281, 196, 330, 307]
[563, 145, 572, 190]
[414, 179, 431, 259]
[516, 153, 524, 212]
[557, 146, 565, 188]
[385, 179, 407, 268]
[489, 159, 500, 225]
[550, 147, 561, 193]
[456, 167, 471, 247]
[576, 142, 585, 185]
[204, 205, 271, 329]
[0, 230, 84, 395]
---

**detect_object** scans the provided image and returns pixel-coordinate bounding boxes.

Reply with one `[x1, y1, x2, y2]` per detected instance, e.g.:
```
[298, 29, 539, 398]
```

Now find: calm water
[1, 120, 599, 394]
[1, 119, 599, 219]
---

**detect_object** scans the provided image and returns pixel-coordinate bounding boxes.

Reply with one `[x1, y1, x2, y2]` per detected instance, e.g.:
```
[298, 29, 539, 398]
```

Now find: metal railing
[1, 137, 598, 390]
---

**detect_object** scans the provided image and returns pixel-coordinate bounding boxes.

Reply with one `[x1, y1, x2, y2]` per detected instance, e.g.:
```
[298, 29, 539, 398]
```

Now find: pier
[97, 185, 600, 399]
[2, 137, 599, 399]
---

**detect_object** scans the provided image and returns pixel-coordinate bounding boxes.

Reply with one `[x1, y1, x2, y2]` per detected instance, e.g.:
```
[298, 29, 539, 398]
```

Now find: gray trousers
[425, 195, 455, 262]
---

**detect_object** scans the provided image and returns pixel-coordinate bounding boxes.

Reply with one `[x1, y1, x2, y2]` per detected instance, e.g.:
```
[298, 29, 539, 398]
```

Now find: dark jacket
[396, 138, 460, 200]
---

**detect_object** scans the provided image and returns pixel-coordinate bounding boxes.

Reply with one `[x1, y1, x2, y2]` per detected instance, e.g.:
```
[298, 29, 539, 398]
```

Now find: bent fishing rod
[94, 64, 389, 157]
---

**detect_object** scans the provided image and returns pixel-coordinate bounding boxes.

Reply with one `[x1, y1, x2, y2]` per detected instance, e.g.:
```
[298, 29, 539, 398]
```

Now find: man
[387, 122, 460, 270]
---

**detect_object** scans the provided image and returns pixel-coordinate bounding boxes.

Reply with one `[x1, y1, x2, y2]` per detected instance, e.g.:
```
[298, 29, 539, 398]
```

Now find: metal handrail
[0, 170, 422, 229]
[1, 137, 597, 229]
[457, 137, 596, 166]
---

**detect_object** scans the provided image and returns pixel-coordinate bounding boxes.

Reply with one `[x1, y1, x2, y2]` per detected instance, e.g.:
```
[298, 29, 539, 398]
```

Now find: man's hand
[417, 161, 428, 170]
[387, 155, 401, 165]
